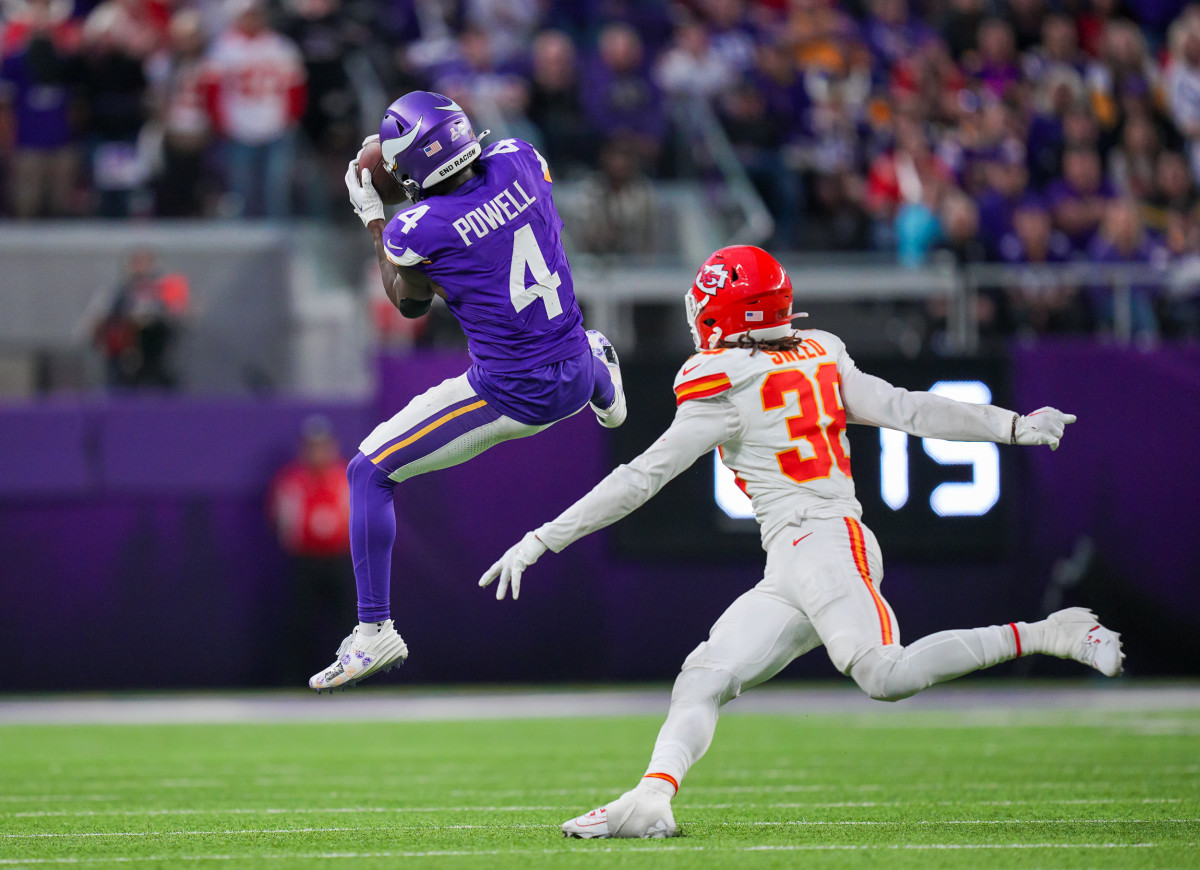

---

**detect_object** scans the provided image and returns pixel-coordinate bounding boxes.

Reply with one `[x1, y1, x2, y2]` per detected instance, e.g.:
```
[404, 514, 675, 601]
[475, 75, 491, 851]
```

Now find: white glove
[478, 532, 548, 601]
[345, 161, 385, 227]
[1012, 407, 1077, 451]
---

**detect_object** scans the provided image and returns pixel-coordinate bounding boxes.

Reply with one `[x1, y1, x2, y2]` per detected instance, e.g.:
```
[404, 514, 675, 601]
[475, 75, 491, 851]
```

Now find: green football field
[2, 686, 1198, 869]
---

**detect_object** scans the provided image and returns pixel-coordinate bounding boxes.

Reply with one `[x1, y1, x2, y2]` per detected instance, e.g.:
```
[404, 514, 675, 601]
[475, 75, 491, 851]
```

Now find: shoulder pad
[793, 329, 841, 359]
[483, 137, 553, 184]
[673, 351, 733, 406]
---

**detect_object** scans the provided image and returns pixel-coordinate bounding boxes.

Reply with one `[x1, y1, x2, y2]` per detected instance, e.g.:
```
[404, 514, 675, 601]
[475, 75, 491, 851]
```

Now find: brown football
[357, 139, 406, 205]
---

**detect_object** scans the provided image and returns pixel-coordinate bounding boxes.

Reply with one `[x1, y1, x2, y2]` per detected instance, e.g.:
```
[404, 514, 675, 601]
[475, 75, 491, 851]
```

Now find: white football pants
[358, 372, 556, 483]
[643, 516, 1022, 791]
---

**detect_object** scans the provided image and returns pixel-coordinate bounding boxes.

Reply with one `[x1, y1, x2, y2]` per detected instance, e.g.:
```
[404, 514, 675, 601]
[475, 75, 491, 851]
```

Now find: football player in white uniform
[479, 245, 1124, 840]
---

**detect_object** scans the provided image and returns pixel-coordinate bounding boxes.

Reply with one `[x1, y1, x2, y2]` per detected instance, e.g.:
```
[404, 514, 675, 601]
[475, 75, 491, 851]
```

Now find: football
[357, 139, 406, 205]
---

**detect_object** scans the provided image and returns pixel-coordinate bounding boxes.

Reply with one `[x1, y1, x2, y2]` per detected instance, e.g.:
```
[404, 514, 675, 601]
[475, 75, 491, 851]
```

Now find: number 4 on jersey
[509, 224, 562, 319]
[395, 204, 429, 234]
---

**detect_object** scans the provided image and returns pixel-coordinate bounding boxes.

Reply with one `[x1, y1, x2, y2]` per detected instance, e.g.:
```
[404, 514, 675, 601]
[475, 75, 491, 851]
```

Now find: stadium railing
[963, 261, 1195, 349]
[1, 221, 1193, 396]
[572, 258, 1196, 353]
[667, 95, 776, 248]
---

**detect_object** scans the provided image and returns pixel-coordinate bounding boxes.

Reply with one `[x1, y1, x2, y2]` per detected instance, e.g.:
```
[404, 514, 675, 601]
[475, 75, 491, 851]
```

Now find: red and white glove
[345, 161, 385, 227]
[478, 532, 548, 601]
[1012, 407, 1077, 451]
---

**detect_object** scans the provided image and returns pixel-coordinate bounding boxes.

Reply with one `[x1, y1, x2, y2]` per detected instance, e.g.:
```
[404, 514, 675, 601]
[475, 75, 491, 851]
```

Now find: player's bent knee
[347, 451, 394, 491]
[848, 649, 916, 703]
[672, 666, 741, 708]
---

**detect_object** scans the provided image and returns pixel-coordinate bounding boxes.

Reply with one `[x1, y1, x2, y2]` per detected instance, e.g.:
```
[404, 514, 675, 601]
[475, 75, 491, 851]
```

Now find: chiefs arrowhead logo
[696, 263, 729, 294]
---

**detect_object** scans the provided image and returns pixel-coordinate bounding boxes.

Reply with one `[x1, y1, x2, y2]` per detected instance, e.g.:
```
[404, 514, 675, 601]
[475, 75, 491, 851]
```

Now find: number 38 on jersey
[761, 363, 852, 484]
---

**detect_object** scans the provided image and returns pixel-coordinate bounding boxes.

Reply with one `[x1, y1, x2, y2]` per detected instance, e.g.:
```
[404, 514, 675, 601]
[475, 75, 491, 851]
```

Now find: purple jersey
[1, 47, 75, 150]
[381, 137, 588, 375]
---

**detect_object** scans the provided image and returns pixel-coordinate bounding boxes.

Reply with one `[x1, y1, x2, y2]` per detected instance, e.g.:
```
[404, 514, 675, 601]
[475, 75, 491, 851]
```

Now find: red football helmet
[685, 246, 804, 350]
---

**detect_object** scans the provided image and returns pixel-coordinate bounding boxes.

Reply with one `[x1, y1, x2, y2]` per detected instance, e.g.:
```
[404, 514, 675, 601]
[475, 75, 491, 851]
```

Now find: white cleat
[308, 620, 409, 692]
[586, 329, 627, 428]
[1045, 607, 1125, 677]
[562, 788, 676, 839]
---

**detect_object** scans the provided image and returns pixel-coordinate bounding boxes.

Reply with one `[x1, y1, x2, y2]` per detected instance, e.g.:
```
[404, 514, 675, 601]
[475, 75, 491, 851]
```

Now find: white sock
[636, 776, 676, 798]
[903, 623, 1022, 675]
[357, 620, 384, 638]
[1014, 619, 1049, 654]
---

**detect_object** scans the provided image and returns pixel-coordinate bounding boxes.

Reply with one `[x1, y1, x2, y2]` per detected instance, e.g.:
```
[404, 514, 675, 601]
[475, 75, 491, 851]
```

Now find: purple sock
[347, 451, 396, 622]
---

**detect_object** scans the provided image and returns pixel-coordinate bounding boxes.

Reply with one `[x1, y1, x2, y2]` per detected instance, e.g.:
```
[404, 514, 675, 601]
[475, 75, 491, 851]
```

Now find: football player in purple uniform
[309, 91, 626, 691]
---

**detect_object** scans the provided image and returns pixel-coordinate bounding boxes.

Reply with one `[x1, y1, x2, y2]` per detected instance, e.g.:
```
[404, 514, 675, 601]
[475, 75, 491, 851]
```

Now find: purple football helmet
[378, 91, 483, 196]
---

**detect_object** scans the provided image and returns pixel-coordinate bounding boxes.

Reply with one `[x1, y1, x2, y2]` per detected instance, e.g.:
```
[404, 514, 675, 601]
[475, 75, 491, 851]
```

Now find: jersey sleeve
[382, 203, 442, 268]
[672, 352, 734, 406]
[513, 138, 554, 186]
[837, 344, 1015, 442]
[534, 398, 740, 553]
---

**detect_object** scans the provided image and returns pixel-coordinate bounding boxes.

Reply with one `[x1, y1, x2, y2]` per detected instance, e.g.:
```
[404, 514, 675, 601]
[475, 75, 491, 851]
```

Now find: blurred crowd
[4, 0, 1200, 339]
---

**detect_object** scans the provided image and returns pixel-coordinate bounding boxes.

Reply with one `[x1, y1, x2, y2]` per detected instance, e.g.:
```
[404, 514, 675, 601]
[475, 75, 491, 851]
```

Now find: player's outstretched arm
[479, 532, 547, 601]
[478, 399, 738, 601]
[839, 353, 1075, 448]
[1011, 407, 1077, 451]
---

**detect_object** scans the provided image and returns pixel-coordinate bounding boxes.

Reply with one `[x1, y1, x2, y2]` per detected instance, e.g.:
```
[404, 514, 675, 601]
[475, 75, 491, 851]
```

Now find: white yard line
[683, 781, 1112, 793]
[6, 807, 564, 818]
[740, 843, 1165, 851]
[6, 797, 1187, 819]
[4, 779, 1166, 800]
[1, 828, 370, 840]
[0, 797, 117, 804]
[5, 818, 1195, 839]
[0, 842, 1186, 864]
[735, 818, 1200, 826]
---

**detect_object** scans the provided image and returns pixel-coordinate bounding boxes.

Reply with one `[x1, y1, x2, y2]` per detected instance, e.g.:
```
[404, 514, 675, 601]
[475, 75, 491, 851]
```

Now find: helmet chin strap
[400, 178, 423, 202]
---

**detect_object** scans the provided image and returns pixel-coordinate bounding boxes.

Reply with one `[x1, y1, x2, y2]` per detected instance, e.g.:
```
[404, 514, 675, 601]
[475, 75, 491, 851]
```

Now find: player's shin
[642, 666, 738, 793]
[347, 452, 397, 622]
[850, 624, 1020, 701]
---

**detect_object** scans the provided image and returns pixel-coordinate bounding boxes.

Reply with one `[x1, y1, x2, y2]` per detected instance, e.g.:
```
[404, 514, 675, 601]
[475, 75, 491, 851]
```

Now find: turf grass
[1, 695, 1197, 868]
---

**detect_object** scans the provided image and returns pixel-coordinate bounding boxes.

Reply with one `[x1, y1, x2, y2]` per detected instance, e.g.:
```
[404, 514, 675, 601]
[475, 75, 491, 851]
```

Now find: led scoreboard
[611, 356, 1013, 561]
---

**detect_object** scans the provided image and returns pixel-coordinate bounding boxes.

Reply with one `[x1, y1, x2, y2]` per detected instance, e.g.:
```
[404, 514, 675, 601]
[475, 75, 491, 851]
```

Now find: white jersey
[534, 329, 1017, 551]
[204, 29, 305, 144]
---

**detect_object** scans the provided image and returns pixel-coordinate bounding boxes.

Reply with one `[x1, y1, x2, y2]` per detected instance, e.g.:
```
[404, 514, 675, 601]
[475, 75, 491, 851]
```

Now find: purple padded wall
[0, 343, 1196, 689]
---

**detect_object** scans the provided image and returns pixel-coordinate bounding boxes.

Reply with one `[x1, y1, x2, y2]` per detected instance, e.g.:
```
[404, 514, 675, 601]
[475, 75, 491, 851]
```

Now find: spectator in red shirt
[866, 113, 954, 250]
[267, 415, 353, 683]
[201, 0, 306, 217]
